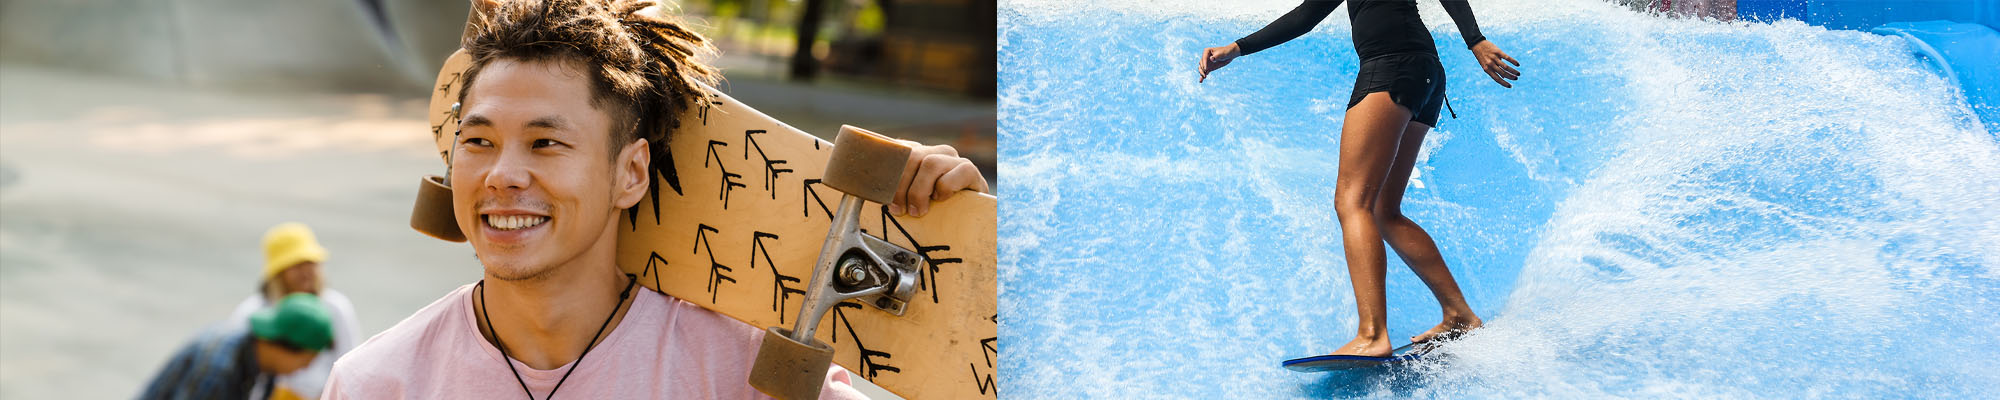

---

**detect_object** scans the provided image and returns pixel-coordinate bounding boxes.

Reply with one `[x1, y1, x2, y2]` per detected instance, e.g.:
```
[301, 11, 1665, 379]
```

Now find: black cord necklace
[477, 273, 638, 400]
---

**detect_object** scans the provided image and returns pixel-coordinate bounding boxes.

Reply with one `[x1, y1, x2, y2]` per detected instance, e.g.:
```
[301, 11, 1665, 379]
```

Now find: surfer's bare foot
[1330, 335, 1394, 358]
[1410, 313, 1482, 344]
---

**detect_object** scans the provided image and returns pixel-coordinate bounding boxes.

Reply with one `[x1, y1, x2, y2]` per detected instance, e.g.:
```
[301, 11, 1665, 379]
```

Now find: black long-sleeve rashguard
[1235, 0, 1486, 60]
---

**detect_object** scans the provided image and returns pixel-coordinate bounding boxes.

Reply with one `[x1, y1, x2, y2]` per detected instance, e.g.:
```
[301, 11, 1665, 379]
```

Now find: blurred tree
[790, 0, 829, 80]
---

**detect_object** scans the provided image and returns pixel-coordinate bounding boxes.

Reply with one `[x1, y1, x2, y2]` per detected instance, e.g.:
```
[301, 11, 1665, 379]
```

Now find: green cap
[250, 293, 333, 351]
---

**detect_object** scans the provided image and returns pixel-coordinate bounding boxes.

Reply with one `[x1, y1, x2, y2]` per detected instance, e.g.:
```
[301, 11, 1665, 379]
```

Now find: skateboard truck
[750, 126, 925, 399]
[409, 102, 466, 242]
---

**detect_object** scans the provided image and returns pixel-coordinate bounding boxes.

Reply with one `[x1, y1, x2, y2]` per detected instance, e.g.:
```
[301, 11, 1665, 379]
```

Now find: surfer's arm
[1442, 0, 1519, 88]
[1234, 0, 1343, 56]
[1438, 0, 1486, 49]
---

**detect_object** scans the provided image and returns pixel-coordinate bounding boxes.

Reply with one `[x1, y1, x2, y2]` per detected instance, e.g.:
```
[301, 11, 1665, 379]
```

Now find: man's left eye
[532, 139, 563, 148]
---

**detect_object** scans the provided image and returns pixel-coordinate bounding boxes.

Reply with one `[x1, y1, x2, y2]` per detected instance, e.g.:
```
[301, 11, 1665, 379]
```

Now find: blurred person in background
[222, 223, 362, 400]
[138, 293, 335, 400]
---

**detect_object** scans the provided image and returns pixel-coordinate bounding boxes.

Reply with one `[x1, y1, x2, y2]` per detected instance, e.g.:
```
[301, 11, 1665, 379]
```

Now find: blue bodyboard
[1281, 342, 1431, 372]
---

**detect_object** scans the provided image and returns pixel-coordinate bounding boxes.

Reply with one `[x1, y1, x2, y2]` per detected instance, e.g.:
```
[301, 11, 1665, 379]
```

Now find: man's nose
[484, 146, 533, 190]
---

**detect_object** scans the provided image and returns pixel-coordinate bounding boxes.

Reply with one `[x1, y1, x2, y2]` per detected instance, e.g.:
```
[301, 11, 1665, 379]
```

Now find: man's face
[453, 58, 648, 281]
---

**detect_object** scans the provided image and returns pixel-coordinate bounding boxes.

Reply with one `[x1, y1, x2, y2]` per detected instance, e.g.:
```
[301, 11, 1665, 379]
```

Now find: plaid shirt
[137, 323, 270, 400]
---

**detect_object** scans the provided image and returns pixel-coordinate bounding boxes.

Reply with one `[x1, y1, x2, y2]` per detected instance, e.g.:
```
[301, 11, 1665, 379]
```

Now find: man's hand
[1471, 40, 1521, 88]
[1198, 43, 1242, 83]
[891, 142, 988, 218]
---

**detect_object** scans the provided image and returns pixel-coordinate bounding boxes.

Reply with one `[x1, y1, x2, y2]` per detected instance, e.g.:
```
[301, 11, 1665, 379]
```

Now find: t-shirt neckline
[457, 281, 654, 382]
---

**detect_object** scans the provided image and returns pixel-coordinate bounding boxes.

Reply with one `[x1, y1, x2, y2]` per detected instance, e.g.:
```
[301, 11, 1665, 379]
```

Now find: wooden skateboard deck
[422, 50, 997, 399]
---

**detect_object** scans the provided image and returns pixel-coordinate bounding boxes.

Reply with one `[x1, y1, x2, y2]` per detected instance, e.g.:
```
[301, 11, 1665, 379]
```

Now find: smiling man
[322, 0, 985, 398]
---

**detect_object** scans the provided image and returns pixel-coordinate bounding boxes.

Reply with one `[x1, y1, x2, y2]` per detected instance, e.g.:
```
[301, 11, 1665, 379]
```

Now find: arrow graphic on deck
[643, 252, 669, 290]
[630, 139, 685, 229]
[979, 337, 996, 367]
[750, 231, 805, 323]
[697, 95, 723, 126]
[970, 336, 997, 395]
[693, 224, 733, 303]
[431, 76, 459, 141]
[801, 178, 834, 220]
[830, 302, 898, 380]
[880, 206, 962, 303]
[743, 130, 792, 199]
[706, 140, 745, 209]
[436, 72, 458, 95]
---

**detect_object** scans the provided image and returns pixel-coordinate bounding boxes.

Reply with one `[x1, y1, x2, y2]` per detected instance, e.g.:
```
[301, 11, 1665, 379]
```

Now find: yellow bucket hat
[262, 222, 328, 281]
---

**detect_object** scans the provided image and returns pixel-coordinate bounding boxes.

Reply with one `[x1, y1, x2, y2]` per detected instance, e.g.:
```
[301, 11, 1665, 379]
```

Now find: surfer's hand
[1472, 40, 1520, 88]
[1198, 43, 1241, 83]
[892, 142, 988, 218]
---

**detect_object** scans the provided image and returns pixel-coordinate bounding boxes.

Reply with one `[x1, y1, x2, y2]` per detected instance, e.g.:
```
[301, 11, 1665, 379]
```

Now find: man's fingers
[1503, 52, 1521, 67]
[893, 144, 923, 212]
[909, 159, 988, 218]
[903, 154, 956, 217]
[936, 162, 989, 199]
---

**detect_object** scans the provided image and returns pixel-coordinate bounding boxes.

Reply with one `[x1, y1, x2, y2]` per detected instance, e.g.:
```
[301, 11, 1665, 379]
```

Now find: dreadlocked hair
[458, 0, 720, 155]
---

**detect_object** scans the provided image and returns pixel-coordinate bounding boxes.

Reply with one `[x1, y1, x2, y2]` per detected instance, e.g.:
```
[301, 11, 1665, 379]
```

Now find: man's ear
[613, 138, 651, 209]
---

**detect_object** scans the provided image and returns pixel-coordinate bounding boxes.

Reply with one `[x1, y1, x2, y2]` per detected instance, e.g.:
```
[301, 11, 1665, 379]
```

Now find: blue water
[997, 0, 2000, 397]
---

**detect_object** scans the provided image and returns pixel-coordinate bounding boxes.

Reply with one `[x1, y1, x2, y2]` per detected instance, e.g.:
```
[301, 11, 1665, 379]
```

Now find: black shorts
[1347, 52, 1447, 127]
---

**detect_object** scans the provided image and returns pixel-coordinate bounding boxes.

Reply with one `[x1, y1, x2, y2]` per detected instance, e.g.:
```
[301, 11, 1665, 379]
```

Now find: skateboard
[407, 49, 997, 399]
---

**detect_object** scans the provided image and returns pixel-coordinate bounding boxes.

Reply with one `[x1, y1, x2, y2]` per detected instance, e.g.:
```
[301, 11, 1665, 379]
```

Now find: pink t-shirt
[323, 284, 865, 399]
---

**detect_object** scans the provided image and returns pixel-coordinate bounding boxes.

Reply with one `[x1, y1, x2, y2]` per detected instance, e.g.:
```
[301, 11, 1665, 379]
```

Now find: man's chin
[470, 243, 558, 281]
[480, 259, 560, 282]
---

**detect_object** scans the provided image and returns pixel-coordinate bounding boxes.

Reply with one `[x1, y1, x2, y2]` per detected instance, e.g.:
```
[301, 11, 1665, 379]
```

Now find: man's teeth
[486, 215, 549, 230]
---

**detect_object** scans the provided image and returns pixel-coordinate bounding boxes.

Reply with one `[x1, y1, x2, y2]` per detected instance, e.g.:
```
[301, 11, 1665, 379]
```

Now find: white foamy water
[999, 0, 1999, 397]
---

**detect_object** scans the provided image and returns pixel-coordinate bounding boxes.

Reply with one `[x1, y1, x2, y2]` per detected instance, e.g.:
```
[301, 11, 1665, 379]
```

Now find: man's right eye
[463, 138, 493, 147]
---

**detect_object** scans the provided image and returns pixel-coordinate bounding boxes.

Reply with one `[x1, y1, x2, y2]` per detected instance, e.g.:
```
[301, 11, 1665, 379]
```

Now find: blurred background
[0, 0, 992, 398]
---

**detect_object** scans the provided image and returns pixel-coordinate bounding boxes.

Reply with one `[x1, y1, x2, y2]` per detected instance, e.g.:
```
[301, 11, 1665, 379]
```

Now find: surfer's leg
[1373, 121, 1482, 344]
[1330, 91, 1412, 357]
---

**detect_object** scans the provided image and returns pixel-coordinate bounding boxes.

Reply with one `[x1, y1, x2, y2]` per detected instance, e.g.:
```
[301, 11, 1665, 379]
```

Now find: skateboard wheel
[822, 125, 912, 205]
[409, 175, 465, 242]
[749, 327, 836, 400]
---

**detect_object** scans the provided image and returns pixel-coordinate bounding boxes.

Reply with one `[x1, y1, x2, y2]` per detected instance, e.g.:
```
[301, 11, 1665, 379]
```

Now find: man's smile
[483, 213, 550, 231]
[476, 204, 553, 244]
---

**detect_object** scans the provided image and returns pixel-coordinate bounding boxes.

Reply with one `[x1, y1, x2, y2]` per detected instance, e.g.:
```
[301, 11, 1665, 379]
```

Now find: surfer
[1197, 0, 1519, 357]
[323, 1, 986, 398]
